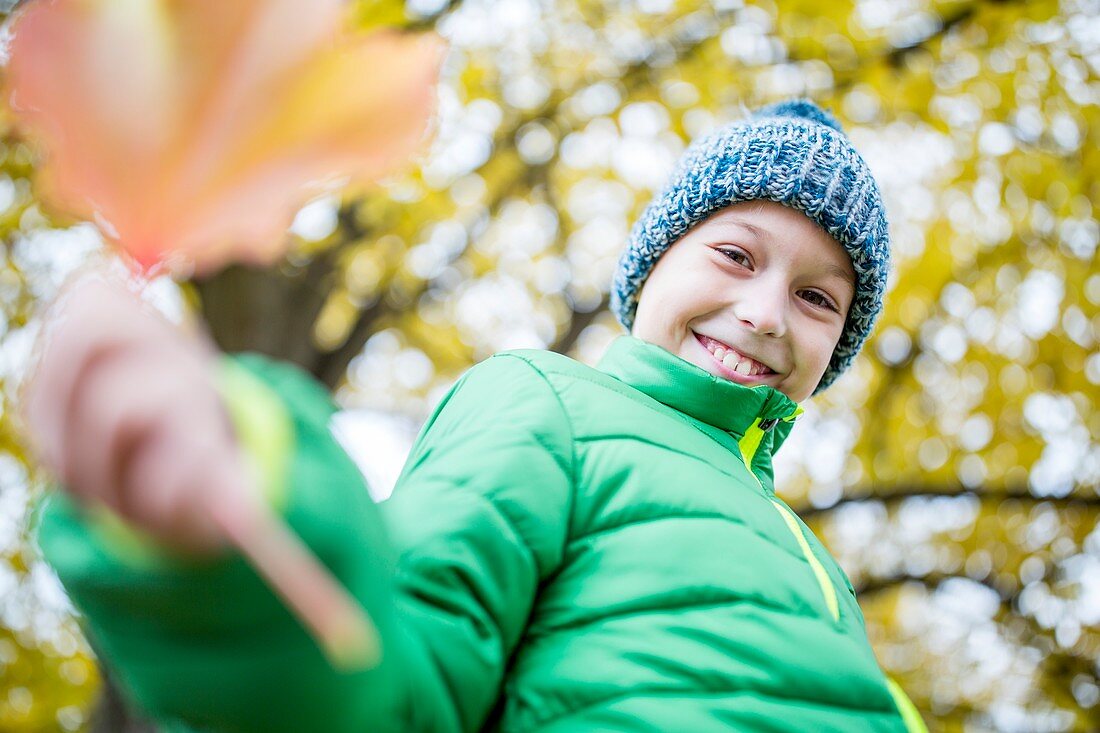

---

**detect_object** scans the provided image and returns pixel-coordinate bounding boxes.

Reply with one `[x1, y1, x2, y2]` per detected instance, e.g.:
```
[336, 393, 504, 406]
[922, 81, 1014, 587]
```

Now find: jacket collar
[596, 335, 802, 442]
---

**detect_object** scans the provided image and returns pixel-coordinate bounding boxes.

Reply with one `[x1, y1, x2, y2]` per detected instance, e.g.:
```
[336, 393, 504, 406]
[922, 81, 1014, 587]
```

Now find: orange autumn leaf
[4, 0, 443, 275]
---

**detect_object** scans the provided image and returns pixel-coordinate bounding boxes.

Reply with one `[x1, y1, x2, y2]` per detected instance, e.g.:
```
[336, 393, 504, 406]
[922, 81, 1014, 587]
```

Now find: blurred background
[0, 0, 1097, 731]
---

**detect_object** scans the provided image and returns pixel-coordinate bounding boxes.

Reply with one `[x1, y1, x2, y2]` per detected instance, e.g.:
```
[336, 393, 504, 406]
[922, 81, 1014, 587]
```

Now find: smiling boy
[630, 199, 856, 403]
[30, 100, 926, 732]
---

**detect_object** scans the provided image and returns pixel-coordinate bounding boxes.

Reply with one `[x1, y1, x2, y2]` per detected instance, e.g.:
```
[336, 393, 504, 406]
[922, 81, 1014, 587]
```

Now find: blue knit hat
[611, 99, 890, 394]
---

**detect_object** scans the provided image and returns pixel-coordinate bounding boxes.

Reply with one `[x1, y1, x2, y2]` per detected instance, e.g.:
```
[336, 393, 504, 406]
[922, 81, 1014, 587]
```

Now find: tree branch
[400, 0, 463, 33]
[796, 483, 1100, 521]
[550, 293, 610, 355]
[884, 4, 977, 69]
[853, 568, 1017, 601]
[315, 293, 392, 390]
[315, 20, 725, 385]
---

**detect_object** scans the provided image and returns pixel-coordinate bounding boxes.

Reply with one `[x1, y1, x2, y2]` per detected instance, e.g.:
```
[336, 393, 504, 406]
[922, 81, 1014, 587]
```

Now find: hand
[24, 268, 382, 667]
[22, 270, 246, 554]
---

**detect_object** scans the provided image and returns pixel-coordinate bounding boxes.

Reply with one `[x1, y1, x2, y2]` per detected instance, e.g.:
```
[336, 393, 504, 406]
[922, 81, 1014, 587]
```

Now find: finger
[24, 275, 151, 470]
[63, 343, 209, 510]
[57, 343, 148, 502]
[117, 419, 232, 554]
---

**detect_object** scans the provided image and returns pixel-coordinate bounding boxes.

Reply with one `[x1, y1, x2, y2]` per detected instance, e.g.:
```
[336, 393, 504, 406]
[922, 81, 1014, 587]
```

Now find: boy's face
[631, 199, 855, 403]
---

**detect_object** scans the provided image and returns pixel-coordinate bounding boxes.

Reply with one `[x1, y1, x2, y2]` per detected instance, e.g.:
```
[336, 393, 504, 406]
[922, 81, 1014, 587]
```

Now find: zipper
[736, 407, 803, 471]
[736, 408, 840, 624]
[886, 678, 930, 733]
[768, 500, 840, 622]
[739, 407, 925, 730]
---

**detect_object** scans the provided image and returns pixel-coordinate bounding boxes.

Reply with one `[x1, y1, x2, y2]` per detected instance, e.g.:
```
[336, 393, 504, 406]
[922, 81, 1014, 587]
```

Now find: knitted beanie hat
[610, 98, 890, 395]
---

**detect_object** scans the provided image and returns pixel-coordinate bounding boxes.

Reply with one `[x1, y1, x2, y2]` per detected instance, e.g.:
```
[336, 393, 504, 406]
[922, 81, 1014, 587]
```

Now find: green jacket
[37, 336, 926, 732]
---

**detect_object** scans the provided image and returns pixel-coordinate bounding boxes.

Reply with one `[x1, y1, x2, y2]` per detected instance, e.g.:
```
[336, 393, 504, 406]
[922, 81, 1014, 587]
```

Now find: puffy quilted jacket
[37, 336, 926, 732]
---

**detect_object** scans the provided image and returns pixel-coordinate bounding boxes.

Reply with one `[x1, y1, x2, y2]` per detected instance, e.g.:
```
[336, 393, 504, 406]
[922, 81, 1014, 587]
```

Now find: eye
[799, 289, 840, 313]
[716, 246, 752, 268]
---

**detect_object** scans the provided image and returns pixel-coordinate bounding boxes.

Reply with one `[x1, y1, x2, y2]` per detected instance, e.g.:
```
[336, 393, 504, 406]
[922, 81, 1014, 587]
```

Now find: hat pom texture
[611, 98, 890, 395]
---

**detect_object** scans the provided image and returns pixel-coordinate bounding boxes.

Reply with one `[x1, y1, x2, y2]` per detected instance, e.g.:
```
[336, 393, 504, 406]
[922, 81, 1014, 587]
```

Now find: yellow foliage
[2, 0, 1097, 729]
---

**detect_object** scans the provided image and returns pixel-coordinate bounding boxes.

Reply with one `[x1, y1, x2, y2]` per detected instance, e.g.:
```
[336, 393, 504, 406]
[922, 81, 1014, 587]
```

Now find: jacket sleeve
[34, 351, 574, 733]
[384, 352, 574, 730]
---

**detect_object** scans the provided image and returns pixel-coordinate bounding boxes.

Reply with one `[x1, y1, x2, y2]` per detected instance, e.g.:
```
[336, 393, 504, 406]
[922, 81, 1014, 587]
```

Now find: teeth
[708, 337, 767, 377]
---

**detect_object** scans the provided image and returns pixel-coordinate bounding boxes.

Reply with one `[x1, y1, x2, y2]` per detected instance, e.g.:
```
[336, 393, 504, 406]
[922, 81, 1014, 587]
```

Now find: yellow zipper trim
[737, 406, 804, 469]
[736, 406, 835, 622]
[769, 500, 840, 623]
[737, 418, 768, 468]
[739, 411, 919, 727]
[886, 678, 929, 733]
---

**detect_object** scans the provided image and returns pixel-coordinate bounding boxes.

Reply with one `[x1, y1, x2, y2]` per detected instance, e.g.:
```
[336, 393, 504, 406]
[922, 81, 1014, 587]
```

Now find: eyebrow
[719, 217, 856, 288]
[819, 261, 856, 288]
[720, 219, 770, 244]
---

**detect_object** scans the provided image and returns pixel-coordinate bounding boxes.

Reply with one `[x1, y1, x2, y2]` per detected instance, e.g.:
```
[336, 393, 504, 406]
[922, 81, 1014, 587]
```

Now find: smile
[693, 332, 776, 380]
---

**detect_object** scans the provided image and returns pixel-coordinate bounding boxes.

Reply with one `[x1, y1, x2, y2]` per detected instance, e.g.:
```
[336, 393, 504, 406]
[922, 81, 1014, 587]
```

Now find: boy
[26, 100, 926, 732]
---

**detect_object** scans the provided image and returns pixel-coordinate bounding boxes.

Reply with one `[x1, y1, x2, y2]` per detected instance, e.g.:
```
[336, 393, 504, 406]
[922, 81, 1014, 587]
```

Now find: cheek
[636, 280, 684, 329]
[795, 322, 843, 372]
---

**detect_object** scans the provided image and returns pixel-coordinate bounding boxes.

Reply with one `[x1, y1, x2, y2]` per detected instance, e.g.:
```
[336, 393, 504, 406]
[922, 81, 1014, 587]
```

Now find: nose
[731, 276, 787, 337]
